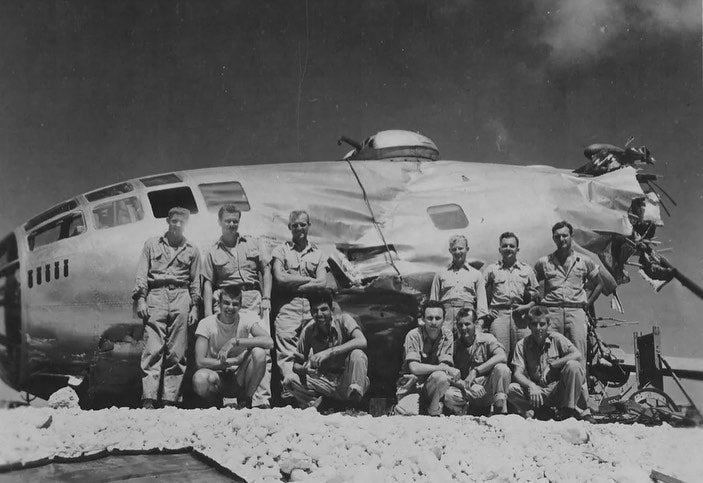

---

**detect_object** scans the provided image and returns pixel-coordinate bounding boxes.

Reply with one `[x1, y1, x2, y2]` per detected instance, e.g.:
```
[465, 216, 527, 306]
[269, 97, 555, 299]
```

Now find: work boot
[142, 399, 156, 410]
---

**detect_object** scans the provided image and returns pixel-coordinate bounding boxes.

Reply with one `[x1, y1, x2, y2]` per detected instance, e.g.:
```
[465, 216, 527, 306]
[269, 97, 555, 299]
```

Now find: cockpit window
[198, 181, 250, 212]
[85, 182, 134, 202]
[24, 200, 78, 231]
[27, 212, 86, 250]
[427, 204, 469, 230]
[140, 173, 183, 187]
[93, 197, 145, 229]
[147, 187, 198, 218]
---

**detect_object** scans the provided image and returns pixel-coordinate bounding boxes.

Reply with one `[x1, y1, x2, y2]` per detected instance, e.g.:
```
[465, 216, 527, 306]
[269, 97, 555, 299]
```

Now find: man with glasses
[271, 210, 329, 399]
[285, 293, 369, 408]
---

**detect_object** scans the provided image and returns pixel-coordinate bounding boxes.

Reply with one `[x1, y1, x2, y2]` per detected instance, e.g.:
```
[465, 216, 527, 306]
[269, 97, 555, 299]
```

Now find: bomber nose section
[0, 232, 22, 391]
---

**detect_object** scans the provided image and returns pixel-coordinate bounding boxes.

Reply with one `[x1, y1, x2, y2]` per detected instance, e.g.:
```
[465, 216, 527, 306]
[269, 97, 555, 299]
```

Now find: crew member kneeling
[286, 293, 369, 407]
[444, 307, 510, 415]
[395, 300, 460, 416]
[508, 306, 586, 420]
[192, 286, 273, 408]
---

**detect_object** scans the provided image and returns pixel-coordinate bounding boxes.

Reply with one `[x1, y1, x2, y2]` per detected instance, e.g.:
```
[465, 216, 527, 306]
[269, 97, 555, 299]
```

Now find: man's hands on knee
[528, 383, 544, 408]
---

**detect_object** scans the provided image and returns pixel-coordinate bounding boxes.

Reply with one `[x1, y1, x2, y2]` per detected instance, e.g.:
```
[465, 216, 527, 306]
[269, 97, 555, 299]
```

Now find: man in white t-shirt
[192, 286, 273, 408]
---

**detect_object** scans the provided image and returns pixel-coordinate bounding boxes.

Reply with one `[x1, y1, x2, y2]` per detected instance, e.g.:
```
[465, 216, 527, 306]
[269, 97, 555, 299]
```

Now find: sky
[0, 1, 702, 400]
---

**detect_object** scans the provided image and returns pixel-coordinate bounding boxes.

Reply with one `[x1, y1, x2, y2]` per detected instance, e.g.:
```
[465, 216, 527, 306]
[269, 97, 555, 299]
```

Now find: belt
[542, 302, 586, 309]
[222, 282, 261, 292]
[150, 281, 188, 290]
[443, 300, 474, 308]
[489, 304, 514, 310]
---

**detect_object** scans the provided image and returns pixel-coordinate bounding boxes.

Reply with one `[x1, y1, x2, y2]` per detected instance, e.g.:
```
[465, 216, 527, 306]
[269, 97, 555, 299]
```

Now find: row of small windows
[24, 182, 468, 251]
[25, 181, 250, 251]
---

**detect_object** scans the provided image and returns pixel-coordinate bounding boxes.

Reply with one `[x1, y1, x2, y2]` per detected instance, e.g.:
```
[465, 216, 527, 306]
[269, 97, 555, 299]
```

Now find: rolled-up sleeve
[429, 272, 441, 301]
[189, 247, 202, 305]
[512, 340, 526, 372]
[201, 248, 214, 283]
[525, 266, 540, 303]
[585, 257, 600, 284]
[475, 271, 488, 317]
[132, 240, 151, 301]
[438, 334, 454, 365]
[403, 331, 422, 366]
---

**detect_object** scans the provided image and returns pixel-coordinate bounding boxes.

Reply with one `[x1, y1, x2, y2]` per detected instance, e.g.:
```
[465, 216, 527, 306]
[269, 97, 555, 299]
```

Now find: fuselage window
[93, 196, 145, 229]
[147, 187, 198, 218]
[24, 200, 78, 231]
[198, 181, 251, 212]
[27, 212, 86, 251]
[85, 182, 134, 202]
[427, 204, 469, 230]
[140, 173, 183, 187]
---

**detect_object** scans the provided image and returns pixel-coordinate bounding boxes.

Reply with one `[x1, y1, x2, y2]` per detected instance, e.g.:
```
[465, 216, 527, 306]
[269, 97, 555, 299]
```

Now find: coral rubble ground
[1, 407, 702, 482]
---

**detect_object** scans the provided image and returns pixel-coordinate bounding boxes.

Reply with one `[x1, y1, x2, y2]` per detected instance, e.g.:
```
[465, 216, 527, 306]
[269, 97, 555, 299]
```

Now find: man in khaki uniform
[272, 210, 329, 398]
[534, 221, 603, 371]
[483, 232, 538, 361]
[444, 308, 511, 415]
[394, 301, 460, 416]
[286, 293, 369, 408]
[508, 306, 588, 421]
[430, 235, 488, 332]
[134, 207, 201, 408]
[201, 204, 272, 407]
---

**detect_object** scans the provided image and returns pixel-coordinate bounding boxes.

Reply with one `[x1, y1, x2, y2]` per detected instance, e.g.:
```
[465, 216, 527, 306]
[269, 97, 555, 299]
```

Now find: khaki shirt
[512, 332, 577, 384]
[298, 313, 362, 373]
[483, 260, 538, 307]
[534, 251, 599, 305]
[430, 263, 488, 317]
[272, 241, 328, 295]
[453, 332, 505, 379]
[133, 234, 201, 303]
[402, 326, 454, 380]
[202, 235, 264, 289]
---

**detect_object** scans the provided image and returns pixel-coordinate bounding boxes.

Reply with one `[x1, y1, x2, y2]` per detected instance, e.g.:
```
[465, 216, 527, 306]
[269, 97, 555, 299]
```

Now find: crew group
[133, 204, 602, 420]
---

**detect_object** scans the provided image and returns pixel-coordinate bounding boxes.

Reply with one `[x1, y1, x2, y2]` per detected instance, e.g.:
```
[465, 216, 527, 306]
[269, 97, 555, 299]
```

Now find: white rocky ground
[1, 406, 702, 482]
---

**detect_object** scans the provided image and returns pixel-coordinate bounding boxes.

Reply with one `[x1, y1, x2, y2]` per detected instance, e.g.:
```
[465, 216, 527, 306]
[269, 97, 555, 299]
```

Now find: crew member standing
[201, 204, 272, 408]
[534, 221, 602, 371]
[430, 235, 488, 332]
[133, 207, 201, 409]
[483, 232, 538, 360]
[272, 210, 329, 398]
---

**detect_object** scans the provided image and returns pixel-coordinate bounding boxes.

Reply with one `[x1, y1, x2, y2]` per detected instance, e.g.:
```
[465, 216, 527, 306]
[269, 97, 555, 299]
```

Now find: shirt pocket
[304, 258, 319, 276]
[175, 250, 193, 269]
[544, 267, 560, 282]
[212, 252, 234, 270]
[285, 258, 301, 273]
[151, 251, 168, 271]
